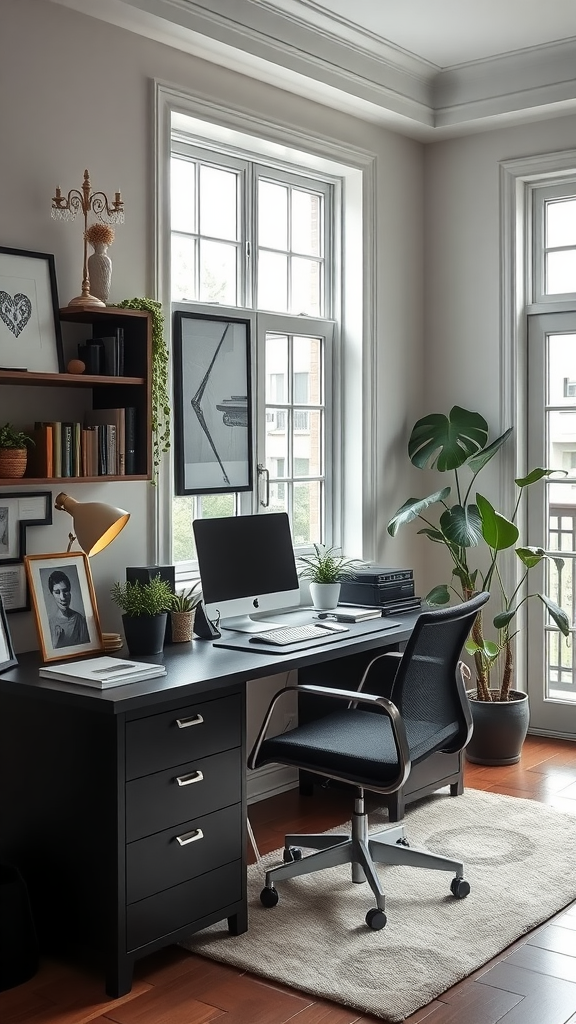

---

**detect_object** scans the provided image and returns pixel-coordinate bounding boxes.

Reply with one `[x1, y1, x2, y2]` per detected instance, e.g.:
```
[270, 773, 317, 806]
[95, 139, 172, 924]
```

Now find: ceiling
[49, 0, 576, 139]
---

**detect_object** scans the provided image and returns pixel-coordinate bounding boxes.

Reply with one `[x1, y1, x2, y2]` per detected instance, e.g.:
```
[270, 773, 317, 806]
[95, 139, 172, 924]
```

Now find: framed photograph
[173, 311, 253, 495]
[0, 594, 17, 672]
[0, 246, 64, 373]
[0, 563, 28, 613]
[24, 552, 104, 663]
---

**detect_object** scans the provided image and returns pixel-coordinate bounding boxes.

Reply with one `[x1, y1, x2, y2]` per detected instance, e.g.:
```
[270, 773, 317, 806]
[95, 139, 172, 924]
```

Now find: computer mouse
[316, 612, 329, 619]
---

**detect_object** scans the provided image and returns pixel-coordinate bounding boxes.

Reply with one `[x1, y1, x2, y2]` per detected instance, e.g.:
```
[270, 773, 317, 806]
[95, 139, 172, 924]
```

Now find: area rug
[181, 789, 576, 1021]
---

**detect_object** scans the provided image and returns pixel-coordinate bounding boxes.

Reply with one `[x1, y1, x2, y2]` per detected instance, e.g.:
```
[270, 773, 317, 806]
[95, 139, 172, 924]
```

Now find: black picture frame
[0, 246, 64, 373]
[0, 491, 53, 613]
[173, 310, 253, 495]
[0, 594, 17, 672]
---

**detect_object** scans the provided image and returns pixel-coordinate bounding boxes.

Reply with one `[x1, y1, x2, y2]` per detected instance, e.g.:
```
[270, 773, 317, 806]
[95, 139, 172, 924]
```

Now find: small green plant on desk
[169, 583, 202, 613]
[297, 544, 360, 584]
[110, 576, 173, 617]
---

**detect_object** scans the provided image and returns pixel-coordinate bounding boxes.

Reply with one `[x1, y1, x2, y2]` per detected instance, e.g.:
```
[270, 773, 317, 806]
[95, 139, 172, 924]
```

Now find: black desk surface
[0, 610, 419, 715]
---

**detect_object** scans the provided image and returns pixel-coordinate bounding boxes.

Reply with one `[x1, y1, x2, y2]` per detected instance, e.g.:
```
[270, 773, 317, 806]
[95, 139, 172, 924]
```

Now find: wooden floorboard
[1, 735, 576, 1024]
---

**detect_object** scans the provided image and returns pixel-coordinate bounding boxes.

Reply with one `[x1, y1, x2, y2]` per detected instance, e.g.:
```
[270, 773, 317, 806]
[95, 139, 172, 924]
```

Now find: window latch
[257, 463, 270, 507]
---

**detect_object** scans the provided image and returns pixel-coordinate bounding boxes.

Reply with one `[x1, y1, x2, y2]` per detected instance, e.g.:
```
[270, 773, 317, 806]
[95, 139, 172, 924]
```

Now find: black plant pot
[122, 613, 167, 656]
[465, 689, 530, 766]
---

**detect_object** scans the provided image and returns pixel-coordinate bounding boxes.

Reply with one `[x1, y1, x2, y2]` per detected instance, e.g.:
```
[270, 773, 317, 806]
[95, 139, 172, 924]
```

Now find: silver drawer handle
[176, 828, 204, 846]
[176, 714, 204, 729]
[175, 770, 204, 787]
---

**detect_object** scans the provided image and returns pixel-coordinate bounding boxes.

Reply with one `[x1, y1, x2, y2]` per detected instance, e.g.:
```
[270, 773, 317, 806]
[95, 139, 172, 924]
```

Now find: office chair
[248, 591, 490, 930]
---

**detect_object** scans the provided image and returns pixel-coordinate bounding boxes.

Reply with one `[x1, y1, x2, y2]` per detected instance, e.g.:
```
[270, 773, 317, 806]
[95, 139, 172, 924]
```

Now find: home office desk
[0, 611, 461, 997]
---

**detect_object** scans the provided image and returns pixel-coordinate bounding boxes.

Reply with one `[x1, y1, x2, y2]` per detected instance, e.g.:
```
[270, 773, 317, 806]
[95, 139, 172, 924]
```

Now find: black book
[96, 336, 119, 376]
[116, 327, 124, 376]
[124, 407, 137, 475]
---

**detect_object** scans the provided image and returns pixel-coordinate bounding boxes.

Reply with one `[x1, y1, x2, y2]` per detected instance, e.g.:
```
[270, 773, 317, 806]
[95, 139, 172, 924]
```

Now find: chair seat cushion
[255, 708, 460, 789]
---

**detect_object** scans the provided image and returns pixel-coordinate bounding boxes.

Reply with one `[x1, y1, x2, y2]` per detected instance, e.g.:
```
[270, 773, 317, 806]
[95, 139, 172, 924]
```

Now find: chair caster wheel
[283, 846, 302, 863]
[396, 837, 410, 847]
[450, 877, 470, 899]
[260, 886, 279, 908]
[366, 907, 387, 930]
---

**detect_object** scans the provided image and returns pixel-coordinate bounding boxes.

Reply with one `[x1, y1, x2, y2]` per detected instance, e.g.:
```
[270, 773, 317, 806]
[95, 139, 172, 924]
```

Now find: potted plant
[0, 423, 34, 479]
[169, 583, 202, 643]
[387, 406, 570, 765]
[110, 574, 173, 655]
[298, 544, 361, 610]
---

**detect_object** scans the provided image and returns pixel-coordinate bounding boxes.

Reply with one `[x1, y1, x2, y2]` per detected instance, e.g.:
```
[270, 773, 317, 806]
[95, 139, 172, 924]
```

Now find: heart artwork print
[0, 291, 33, 337]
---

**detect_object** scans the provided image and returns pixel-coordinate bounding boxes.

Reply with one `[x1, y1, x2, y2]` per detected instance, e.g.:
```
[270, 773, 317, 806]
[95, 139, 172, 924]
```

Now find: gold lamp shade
[55, 492, 130, 556]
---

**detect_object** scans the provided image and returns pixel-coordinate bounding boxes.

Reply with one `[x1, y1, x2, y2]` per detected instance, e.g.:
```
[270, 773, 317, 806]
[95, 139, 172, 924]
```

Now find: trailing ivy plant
[117, 297, 170, 481]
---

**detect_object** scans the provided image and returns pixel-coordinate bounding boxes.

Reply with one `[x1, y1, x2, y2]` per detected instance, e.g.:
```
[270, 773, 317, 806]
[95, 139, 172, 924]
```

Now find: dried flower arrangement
[84, 222, 115, 248]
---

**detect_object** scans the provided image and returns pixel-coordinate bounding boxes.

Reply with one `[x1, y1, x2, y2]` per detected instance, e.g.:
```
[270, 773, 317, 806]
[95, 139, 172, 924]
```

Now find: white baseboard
[247, 763, 298, 804]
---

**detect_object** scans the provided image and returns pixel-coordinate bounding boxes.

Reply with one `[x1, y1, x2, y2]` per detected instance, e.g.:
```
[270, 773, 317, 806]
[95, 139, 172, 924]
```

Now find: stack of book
[39, 657, 166, 689]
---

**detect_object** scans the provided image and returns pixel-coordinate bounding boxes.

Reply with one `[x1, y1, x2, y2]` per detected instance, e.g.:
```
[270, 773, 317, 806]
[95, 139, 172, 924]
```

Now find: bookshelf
[0, 307, 152, 485]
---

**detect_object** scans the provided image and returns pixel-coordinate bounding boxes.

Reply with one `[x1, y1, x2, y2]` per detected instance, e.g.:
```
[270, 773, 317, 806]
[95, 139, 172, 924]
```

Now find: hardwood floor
[2, 734, 576, 1024]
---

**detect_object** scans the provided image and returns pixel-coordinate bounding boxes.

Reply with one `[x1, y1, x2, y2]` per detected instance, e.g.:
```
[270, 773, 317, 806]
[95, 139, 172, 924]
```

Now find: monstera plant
[387, 406, 570, 702]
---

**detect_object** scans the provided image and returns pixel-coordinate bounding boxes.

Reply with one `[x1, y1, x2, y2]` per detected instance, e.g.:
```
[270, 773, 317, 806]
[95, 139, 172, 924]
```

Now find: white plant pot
[309, 581, 341, 611]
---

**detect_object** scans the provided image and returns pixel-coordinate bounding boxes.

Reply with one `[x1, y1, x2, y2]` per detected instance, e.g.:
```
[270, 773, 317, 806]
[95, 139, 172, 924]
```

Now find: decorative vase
[171, 610, 195, 643]
[122, 612, 167, 656]
[465, 689, 530, 766]
[87, 244, 112, 303]
[0, 448, 27, 479]
[309, 581, 341, 611]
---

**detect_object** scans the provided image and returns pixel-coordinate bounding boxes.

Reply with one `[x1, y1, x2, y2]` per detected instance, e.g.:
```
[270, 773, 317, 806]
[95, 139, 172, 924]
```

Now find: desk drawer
[126, 803, 241, 904]
[126, 859, 242, 950]
[126, 747, 242, 842]
[126, 693, 242, 779]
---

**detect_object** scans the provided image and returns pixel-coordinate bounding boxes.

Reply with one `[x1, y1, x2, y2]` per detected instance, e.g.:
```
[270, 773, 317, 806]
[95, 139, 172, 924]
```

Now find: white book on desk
[39, 657, 166, 688]
[332, 606, 382, 622]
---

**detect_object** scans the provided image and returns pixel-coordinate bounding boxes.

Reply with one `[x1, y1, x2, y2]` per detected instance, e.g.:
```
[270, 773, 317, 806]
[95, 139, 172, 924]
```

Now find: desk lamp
[54, 492, 130, 555]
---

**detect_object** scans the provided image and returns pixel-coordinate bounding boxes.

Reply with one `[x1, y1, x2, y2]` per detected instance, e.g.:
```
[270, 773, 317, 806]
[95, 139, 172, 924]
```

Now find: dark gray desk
[0, 612, 462, 996]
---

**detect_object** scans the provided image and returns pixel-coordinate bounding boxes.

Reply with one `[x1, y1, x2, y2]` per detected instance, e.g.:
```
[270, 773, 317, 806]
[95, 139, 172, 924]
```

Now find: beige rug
[182, 789, 576, 1021]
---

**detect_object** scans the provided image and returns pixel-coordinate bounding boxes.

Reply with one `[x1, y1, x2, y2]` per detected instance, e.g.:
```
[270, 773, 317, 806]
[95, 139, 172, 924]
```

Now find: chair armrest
[248, 683, 410, 783]
[357, 651, 402, 696]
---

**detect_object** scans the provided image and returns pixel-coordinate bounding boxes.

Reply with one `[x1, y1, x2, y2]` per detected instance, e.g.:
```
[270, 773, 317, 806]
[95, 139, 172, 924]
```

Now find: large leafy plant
[387, 406, 570, 702]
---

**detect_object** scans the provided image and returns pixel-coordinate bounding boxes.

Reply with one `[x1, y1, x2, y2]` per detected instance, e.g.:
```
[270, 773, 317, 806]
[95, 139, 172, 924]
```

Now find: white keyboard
[249, 622, 348, 646]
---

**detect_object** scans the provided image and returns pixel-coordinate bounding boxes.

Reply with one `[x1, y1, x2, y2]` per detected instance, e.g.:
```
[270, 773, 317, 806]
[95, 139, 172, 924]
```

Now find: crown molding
[47, 0, 576, 138]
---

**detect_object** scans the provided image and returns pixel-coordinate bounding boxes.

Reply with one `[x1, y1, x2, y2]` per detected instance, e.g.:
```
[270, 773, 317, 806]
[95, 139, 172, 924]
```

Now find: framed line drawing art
[24, 551, 104, 663]
[173, 310, 253, 495]
[0, 246, 64, 373]
[0, 491, 53, 612]
[0, 595, 17, 673]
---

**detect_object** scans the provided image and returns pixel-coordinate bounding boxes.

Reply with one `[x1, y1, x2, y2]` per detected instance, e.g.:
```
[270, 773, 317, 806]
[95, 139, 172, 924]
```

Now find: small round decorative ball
[67, 358, 85, 375]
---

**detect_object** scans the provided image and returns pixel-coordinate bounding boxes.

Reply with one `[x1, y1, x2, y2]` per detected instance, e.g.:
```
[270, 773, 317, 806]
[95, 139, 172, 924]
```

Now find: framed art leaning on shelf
[0, 594, 17, 672]
[24, 551, 104, 663]
[0, 246, 64, 373]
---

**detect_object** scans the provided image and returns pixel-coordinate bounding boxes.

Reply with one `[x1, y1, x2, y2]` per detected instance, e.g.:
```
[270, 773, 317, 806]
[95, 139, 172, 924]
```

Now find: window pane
[171, 234, 196, 301]
[547, 334, 576, 404]
[547, 198, 576, 248]
[199, 166, 238, 240]
[266, 485, 288, 515]
[294, 336, 322, 403]
[294, 409, 322, 473]
[293, 480, 322, 546]
[258, 251, 288, 311]
[199, 240, 237, 304]
[172, 495, 196, 561]
[266, 335, 288, 401]
[291, 257, 321, 315]
[292, 189, 321, 256]
[259, 180, 288, 250]
[265, 414, 288, 473]
[546, 251, 576, 294]
[171, 158, 195, 233]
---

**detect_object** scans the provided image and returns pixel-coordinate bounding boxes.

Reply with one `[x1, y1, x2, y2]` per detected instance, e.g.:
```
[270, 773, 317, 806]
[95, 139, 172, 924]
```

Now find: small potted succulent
[0, 423, 34, 479]
[169, 582, 202, 643]
[110, 574, 174, 655]
[298, 544, 361, 610]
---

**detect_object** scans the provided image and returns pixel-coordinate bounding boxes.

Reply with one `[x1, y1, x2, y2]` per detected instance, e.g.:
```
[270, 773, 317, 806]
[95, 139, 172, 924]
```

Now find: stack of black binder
[339, 565, 421, 615]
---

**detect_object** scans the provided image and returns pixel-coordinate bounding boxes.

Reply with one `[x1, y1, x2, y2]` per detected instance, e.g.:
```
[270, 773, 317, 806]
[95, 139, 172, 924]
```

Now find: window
[170, 133, 336, 570]
[532, 180, 576, 303]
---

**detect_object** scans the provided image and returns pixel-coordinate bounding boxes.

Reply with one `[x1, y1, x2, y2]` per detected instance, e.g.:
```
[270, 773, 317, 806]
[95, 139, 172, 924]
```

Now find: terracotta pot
[171, 610, 195, 643]
[0, 448, 27, 479]
[465, 689, 529, 766]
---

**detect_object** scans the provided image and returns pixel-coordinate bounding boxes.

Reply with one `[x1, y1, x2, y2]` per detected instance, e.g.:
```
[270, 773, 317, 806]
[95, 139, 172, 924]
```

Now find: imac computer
[193, 512, 301, 632]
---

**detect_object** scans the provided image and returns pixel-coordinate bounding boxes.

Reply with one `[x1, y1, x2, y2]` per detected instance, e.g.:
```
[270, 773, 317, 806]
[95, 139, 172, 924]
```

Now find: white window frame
[153, 82, 376, 571]
[531, 178, 576, 305]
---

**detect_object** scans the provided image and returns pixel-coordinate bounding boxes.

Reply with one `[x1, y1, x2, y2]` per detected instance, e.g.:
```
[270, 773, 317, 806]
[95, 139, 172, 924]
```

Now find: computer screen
[193, 512, 301, 631]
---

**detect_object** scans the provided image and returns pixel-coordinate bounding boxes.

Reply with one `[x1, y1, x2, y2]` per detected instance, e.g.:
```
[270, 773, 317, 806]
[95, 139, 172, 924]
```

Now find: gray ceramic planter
[465, 689, 529, 766]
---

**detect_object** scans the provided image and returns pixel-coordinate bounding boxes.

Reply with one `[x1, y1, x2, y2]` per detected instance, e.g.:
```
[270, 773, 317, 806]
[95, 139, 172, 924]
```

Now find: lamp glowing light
[54, 492, 130, 556]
